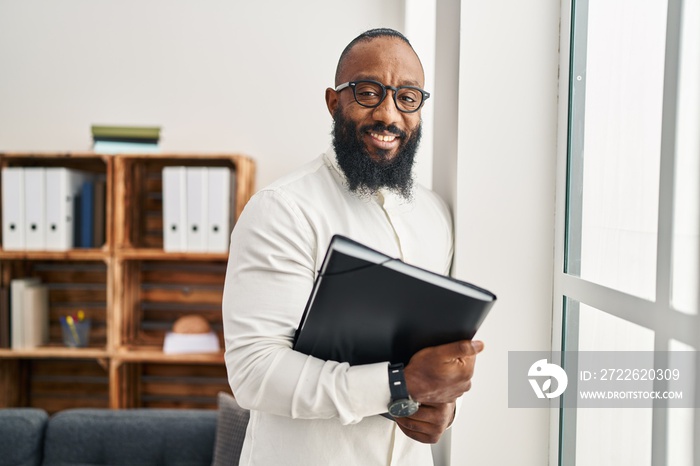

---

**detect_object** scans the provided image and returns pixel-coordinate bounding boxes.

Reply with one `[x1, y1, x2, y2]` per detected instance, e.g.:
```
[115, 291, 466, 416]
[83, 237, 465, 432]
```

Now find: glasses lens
[395, 87, 423, 112]
[353, 81, 384, 107]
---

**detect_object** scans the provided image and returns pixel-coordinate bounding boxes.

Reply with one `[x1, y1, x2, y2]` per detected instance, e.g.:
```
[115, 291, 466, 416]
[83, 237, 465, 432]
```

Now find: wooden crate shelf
[117, 259, 227, 348]
[0, 152, 113, 252]
[0, 152, 255, 411]
[114, 347, 224, 363]
[0, 259, 110, 351]
[0, 358, 110, 413]
[0, 249, 110, 261]
[115, 249, 229, 261]
[0, 347, 110, 359]
[115, 361, 230, 409]
[113, 153, 255, 251]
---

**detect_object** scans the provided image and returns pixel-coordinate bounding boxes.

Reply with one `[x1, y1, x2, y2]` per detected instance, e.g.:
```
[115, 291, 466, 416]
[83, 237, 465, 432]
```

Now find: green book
[91, 125, 161, 142]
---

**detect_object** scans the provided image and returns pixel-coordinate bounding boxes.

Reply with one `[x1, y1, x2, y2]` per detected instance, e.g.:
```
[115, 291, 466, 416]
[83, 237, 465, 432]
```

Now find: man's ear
[325, 87, 338, 116]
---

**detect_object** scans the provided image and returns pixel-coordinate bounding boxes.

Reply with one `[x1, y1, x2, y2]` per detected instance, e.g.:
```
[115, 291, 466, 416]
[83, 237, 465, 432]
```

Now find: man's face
[325, 37, 426, 198]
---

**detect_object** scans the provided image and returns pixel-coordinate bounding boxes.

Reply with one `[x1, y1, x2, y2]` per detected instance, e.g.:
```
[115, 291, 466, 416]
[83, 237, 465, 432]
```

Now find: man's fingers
[394, 402, 455, 444]
[409, 339, 484, 366]
[435, 340, 485, 360]
[395, 416, 439, 443]
[405, 339, 485, 403]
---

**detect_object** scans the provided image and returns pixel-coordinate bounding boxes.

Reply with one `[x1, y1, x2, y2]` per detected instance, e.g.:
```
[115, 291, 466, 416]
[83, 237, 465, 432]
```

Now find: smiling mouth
[369, 132, 397, 143]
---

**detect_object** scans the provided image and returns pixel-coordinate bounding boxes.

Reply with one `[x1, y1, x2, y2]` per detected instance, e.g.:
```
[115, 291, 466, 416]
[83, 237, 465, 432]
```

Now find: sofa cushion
[0, 408, 48, 466]
[211, 392, 249, 466]
[42, 408, 217, 466]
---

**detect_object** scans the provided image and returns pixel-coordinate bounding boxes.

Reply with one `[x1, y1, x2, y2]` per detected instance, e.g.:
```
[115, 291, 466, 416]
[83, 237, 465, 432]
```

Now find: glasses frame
[335, 80, 430, 113]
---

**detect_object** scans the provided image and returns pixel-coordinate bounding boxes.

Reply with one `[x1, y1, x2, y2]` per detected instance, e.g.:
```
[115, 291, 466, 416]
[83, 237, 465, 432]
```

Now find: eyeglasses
[335, 80, 430, 113]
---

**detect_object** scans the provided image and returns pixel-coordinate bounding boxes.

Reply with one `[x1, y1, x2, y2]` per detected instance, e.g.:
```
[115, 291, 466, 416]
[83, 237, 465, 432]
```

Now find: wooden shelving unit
[0, 152, 255, 412]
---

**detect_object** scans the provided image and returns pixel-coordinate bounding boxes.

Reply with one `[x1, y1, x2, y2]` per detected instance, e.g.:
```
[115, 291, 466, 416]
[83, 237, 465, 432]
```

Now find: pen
[66, 315, 80, 346]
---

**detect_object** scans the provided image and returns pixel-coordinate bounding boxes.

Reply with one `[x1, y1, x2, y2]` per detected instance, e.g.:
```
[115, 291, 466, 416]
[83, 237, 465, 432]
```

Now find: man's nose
[371, 92, 402, 126]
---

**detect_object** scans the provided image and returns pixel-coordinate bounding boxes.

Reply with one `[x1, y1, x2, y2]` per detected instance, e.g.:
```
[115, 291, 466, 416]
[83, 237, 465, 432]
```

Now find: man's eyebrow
[352, 75, 423, 87]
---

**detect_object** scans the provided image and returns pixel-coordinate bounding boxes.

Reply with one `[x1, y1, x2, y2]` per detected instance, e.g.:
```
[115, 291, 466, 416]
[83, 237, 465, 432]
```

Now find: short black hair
[334, 28, 415, 85]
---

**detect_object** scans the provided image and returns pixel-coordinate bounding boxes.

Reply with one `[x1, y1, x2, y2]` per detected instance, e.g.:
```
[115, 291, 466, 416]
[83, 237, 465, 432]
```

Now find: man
[222, 28, 484, 465]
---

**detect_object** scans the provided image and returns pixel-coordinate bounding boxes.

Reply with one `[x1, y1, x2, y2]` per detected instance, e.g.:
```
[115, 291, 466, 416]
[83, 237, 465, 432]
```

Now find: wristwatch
[387, 363, 420, 417]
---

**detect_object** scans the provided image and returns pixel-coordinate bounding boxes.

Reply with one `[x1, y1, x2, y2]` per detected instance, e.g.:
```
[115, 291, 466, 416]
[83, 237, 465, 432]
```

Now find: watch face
[388, 399, 420, 418]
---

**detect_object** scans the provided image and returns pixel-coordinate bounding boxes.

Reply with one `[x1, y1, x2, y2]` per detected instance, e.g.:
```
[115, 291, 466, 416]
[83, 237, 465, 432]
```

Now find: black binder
[292, 235, 496, 366]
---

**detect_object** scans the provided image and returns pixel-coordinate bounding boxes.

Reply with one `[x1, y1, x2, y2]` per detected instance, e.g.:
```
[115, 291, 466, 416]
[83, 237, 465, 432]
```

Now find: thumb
[441, 340, 484, 359]
[471, 340, 485, 353]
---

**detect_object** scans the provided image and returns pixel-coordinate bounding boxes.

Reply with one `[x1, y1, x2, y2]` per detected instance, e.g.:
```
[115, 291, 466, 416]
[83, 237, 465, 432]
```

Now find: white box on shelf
[185, 167, 208, 252]
[206, 167, 233, 253]
[162, 166, 187, 252]
[162, 331, 220, 354]
[2, 167, 25, 250]
[23, 167, 46, 250]
[45, 168, 87, 251]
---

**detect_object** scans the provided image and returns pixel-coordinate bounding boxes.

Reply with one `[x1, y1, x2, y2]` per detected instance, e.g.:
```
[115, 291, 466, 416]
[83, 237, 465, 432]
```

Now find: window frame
[551, 0, 698, 464]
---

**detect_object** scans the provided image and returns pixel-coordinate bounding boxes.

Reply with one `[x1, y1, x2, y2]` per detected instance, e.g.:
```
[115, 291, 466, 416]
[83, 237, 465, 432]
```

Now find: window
[555, 0, 699, 464]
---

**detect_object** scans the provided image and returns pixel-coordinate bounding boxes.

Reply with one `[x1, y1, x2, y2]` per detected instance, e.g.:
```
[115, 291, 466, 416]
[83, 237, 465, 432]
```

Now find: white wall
[437, 1, 562, 465]
[0, 0, 404, 189]
[403, 0, 436, 189]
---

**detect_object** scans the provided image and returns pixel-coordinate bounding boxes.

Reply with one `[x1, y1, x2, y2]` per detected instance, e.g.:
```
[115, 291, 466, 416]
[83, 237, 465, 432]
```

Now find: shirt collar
[322, 146, 413, 209]
[323, 146, 345, 180]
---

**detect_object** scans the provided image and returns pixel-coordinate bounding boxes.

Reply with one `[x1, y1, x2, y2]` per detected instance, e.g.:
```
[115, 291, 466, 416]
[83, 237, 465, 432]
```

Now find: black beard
[331, 109, 421, 200]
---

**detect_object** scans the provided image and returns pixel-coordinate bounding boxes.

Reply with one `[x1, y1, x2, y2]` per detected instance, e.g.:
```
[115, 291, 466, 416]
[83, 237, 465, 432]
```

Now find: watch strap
[388, 363, 410, 401]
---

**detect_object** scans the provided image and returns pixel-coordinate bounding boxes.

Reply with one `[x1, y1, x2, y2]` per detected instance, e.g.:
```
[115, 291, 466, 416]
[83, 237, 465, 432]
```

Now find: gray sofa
[0, 393, 249, 466]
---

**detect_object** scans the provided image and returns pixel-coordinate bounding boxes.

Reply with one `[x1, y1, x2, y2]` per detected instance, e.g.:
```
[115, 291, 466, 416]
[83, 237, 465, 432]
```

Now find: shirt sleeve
[222, 189, 391, 425]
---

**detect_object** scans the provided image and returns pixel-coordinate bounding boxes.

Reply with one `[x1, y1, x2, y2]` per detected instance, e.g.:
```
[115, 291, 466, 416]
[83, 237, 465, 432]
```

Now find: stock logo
[528, 359, 568, 399]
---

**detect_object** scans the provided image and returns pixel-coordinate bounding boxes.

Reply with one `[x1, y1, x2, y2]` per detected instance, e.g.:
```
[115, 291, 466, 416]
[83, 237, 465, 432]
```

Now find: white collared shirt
[223, 147, 453, 466]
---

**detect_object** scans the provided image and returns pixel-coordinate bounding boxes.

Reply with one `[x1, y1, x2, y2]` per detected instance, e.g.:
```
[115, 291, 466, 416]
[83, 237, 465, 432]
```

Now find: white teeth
[370, 132, 396, 142]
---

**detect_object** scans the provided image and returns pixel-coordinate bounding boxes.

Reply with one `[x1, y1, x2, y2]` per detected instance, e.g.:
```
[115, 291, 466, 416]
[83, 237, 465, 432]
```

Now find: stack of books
[1, 278, 50, 349]
[91, 125, 161, 153]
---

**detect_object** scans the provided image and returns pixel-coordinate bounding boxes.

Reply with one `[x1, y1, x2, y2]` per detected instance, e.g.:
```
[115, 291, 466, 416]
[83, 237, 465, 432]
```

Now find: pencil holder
[60, 316, 91, 348]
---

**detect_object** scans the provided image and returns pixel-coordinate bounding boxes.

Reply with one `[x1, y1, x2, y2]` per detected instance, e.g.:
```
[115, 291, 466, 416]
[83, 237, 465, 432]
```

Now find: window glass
[577, 302, 655, 351]
[575, 301, 655, 465]
[566, 0, 668, 301]
[575, 408, 652, 466]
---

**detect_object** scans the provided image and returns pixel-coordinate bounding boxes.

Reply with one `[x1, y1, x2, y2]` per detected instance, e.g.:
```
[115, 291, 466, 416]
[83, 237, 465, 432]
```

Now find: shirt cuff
[346, 362, 391, 418]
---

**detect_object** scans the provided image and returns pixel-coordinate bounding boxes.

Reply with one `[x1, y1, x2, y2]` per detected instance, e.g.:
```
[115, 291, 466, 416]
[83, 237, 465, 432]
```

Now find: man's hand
[404, 340, 484, 404]
[394, 402, 456, 444]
